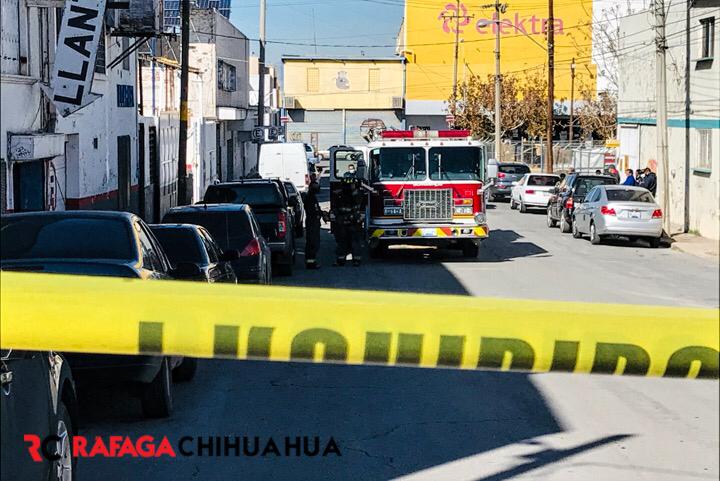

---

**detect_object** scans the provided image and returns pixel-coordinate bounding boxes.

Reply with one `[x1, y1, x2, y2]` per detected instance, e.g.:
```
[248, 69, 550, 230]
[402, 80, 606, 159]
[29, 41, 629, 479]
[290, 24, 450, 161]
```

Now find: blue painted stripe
[618, 117, 720, 129]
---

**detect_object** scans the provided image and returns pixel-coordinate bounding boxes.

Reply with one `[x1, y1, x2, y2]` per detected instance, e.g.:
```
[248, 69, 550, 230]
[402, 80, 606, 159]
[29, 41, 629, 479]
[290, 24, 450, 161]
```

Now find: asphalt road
[77, 199, 719, 481]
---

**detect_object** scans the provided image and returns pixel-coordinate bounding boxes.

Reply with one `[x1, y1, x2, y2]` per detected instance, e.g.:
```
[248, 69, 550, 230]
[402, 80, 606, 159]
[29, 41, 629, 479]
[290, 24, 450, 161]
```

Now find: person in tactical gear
[331, 176, 367, 267]
[303, 174, 325, 269]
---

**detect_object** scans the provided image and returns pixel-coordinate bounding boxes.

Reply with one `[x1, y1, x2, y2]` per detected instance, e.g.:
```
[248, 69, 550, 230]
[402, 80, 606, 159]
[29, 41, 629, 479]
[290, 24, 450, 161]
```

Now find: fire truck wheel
[462, 241, 480, 258]
[369, 242, 388, 259]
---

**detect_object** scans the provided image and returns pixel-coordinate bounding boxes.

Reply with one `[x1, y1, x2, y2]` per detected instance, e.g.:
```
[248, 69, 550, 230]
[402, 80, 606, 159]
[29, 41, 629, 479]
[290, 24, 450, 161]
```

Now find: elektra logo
[438, 3, 565, 36]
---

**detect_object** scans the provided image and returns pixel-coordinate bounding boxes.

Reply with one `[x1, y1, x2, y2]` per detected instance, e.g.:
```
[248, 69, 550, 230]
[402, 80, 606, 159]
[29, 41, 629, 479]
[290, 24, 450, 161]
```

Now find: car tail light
[652, 209, 663, 219]
[525, 189, 535, 194]
[240, 238, 261, 257]
[601, 206, 616, 216]
[497, 172, 506, 179]
[565, 197, 574, 210]
[277, 212, 287, 239]
[305, 174, 310, 186]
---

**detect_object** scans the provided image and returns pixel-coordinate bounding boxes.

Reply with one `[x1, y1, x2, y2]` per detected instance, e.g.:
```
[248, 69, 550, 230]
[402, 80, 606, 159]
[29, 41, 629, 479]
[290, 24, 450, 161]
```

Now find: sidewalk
[671, 233, 720, 259]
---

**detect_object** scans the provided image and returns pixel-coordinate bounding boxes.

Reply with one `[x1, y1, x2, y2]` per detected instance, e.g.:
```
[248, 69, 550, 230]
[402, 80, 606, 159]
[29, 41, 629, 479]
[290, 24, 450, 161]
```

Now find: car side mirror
[172, 262, 202, 279]
[220, 249, 241, 262]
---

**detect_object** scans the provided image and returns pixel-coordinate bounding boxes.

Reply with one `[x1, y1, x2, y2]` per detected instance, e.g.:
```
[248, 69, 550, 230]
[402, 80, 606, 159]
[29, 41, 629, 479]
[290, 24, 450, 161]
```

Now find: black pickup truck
[204, 180, 296, 275]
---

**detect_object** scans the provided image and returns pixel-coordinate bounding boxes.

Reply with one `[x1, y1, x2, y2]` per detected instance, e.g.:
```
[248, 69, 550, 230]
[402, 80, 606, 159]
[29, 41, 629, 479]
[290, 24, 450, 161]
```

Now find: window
[528, 175, 560, 186]
[606, 189, 655, 203]
[307, 68, 319, 92]
[122, 37, 130, 70]
[217, 60, 236, 91]
[428, 147, 483, 181]
[370, 148, 427, 182]
[696, 129, 712, 171]
[135, 223, 162, 271]
[700, 17, 715, 59]
[368, 68, 380, 91]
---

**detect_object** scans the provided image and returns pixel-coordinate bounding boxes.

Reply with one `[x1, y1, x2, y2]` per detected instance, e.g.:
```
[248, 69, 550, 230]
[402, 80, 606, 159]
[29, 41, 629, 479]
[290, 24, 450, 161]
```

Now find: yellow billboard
[402, 0, 596, 109]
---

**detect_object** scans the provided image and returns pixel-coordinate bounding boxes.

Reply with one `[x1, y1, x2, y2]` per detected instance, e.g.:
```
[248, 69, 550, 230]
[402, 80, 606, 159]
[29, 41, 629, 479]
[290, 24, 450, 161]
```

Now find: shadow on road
[478, 229, 549, 263]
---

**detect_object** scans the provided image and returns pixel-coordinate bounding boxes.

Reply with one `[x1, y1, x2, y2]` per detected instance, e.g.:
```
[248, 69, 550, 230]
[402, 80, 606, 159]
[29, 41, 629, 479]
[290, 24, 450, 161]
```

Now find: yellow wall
[282, 59, 404, 110]
[403, 0, 596, 103]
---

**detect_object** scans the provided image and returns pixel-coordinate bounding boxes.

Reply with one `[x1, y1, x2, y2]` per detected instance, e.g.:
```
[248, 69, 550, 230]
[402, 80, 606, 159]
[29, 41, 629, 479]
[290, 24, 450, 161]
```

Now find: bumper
[522, 194, 552, 207]
[65, 353, 163, 385]
[597, 218, 663, 238]
[370, 225, 489, 241]
[489, 185, 512, 196]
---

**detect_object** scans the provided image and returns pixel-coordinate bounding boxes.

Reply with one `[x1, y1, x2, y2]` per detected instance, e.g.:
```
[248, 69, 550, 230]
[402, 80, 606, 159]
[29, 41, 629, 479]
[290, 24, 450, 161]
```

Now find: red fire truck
[329, 130, 490, 258]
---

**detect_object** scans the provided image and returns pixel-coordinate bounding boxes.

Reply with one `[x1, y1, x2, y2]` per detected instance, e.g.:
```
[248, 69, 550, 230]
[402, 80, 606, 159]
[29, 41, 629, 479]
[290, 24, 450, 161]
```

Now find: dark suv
[204, 180, 296, 275]
[547, 173, 618, 233]
[487, 163, 532, 201]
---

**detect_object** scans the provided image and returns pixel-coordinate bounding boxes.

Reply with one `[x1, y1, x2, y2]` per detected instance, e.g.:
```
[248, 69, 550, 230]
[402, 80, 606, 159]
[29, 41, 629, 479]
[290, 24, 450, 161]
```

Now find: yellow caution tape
[1, 272, 718, 379]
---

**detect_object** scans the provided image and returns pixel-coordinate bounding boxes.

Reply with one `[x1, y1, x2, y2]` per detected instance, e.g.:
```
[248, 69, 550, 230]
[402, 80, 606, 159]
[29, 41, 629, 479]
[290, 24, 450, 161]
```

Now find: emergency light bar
[381, 130, 472, 139]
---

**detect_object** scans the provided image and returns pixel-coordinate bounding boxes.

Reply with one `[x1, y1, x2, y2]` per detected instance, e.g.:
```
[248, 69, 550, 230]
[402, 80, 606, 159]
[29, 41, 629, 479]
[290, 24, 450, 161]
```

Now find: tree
[449, 72, 548, 140]
[575, 88, 617, 140]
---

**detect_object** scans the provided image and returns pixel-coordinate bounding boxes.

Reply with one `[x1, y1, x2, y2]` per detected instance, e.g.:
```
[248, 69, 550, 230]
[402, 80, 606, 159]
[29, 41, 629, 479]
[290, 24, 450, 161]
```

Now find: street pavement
[77, 199, 719, 481]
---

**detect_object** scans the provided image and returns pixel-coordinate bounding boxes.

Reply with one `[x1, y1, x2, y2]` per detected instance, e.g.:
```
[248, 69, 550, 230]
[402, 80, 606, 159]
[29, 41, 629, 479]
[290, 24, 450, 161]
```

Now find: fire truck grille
[403, 189, 453, 221]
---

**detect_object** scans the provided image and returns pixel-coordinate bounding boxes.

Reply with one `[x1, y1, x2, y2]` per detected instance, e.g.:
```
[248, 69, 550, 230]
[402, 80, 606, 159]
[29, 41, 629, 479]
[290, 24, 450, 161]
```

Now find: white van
[258, 143, 310, 193]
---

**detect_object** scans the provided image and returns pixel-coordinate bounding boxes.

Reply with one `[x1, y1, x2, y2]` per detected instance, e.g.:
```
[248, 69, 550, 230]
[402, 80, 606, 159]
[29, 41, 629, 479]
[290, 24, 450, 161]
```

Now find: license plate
[421, 229, 437, 237]
[629, 211, 641, 219]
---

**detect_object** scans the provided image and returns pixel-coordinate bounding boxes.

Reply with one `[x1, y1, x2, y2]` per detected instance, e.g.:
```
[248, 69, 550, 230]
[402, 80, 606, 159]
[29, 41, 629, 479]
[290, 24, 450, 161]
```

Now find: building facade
[617, 0, 719, 240]
[282, 57, 405, 151]
[163, 0, 230, 28]
[397, 0, 596, 129]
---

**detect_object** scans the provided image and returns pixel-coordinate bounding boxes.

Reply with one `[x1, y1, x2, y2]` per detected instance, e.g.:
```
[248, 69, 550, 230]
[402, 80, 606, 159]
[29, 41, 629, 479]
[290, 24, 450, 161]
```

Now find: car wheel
[51, 401, 74, 481]
[590, 222, 603, 245]
[546, 208, 557, 228]
[172, 357, 197, 382]
[648, 237, 661, 248]
[572, 219, 583, 238]
[559, 211, 572, 233]
[519, 201, 527, 213]
[141, 357, 173, 418]
[510, 199, 517, 210]
[462, 241, 480, 258]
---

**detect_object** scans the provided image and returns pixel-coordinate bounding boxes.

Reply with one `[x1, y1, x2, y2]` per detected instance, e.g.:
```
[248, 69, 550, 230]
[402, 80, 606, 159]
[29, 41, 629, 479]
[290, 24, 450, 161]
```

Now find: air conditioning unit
[284, 96, 297, 109]
[392, 96, 404, 110]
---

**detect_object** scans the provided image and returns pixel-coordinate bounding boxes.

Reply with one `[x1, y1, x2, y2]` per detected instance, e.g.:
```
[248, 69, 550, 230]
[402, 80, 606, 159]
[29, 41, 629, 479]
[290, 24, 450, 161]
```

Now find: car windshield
[428, 147, 483, 181]
[499, 164, 531, 175]
[575, 177, 615, 196]
[606, 189, 655, 203]
[0, 217, 134, 261]
[370, 147, 426, 181]
[162, 211, 253, 251]
[150, 228, 205, 264]
[528, 175, 560, 186]
[204, 184, 283, 207]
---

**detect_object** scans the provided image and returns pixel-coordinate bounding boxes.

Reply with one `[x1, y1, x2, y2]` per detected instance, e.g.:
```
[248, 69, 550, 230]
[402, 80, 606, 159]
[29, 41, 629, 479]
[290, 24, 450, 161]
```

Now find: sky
[228, 0, 406, 67]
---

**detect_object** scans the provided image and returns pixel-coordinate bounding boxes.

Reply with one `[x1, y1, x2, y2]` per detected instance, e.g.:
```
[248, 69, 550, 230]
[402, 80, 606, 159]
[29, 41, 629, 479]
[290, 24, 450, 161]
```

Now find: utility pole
[655, 0, 670, 232]
[568, 58, 576, 142]
[545, 0, 555, 173]
[493, 1, 504, 162]
[257, 0, 267, 160]
[442, 1, 473, 109]
[177, 0, 190, 205]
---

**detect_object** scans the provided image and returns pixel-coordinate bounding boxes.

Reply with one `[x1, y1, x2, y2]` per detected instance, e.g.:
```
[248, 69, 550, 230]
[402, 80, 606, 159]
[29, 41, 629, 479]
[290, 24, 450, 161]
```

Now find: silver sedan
[571, 185, 663, 247]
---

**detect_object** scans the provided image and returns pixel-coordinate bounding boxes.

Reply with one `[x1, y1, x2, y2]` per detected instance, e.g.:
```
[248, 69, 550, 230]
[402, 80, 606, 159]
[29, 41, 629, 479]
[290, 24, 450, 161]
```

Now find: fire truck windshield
[370, 148, 426, 182]
[428, 147, 483, 181]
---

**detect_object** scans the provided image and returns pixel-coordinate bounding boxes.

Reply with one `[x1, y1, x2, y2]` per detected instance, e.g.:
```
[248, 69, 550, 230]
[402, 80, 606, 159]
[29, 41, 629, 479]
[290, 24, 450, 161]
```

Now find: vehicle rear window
[284, 182, 297, 195]
[574, 177, 616, 196]
[1, 217, 134, 261]
[162, 211, 253, 251]
[606, 189, 655, 203]
[499, 164, 531, 175]
[528, 175, 560, 186]
[204, 184, 283, 207]
[150, 228, 205, 264]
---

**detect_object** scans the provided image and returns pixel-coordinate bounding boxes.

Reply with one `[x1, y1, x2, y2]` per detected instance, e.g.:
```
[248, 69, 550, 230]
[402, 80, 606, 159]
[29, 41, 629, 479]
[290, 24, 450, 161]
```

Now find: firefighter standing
[303, 174, 324, 269]
[331, 176, 367, 267]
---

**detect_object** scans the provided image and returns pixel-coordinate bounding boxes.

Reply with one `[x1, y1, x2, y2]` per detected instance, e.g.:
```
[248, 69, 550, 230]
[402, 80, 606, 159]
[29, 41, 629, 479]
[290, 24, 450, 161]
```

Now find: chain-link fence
[488, 141, 616, 173]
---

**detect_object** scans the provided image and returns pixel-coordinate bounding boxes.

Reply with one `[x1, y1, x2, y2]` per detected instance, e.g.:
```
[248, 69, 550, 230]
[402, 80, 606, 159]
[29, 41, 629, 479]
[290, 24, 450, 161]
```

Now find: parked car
[258, 142, 311, 193]
[572, 185, 663, 247]
[510, 173, 561, 212]
[150, 224, 238, 283]
[204, 181, 296, 275]
[487, 163, 532, 201]
[162, 204, 272, 284]
[1, 350, 78, 481]
[547, 173, 618, 233]
[283, 181, 306, 238]
[0, 211, 197, 418]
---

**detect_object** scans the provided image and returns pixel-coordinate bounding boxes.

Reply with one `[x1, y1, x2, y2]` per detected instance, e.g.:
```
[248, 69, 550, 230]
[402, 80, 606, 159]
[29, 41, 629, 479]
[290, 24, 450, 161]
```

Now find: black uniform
[332, 177, 367, 266]
[303, 181, 322, 269]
